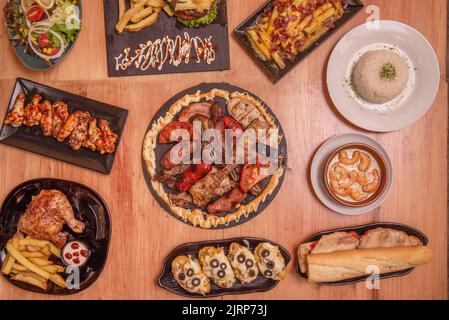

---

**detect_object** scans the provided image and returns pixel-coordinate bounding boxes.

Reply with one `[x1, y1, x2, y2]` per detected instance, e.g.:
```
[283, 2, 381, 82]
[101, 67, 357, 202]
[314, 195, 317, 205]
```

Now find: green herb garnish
[380, 63, 396, 80]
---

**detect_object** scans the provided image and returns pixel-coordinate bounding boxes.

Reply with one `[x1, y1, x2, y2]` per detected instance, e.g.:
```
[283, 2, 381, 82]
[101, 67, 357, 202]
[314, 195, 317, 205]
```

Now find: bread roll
[307, 246, 432, 283]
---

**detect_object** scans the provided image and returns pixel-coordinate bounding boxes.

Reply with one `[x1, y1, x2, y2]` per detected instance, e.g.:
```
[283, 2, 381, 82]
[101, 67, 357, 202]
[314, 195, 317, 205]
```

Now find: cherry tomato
[80, 250, 89, 257]
[71, 242, 80, 250]
[73, 251, 80, 257]
[27, 6, 45, 23]
[37, 34, 50, 48]
[73, 258, 80, 265]
[64, 252, 72, 260]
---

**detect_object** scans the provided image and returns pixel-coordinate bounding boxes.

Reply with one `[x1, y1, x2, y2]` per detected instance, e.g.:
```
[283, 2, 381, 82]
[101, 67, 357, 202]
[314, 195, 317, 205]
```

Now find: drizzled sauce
[114, 32, 217, 72]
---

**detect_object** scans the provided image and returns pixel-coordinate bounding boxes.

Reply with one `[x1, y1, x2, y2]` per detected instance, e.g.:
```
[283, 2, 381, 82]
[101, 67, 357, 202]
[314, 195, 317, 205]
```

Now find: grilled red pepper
[176, 163, 213, 192]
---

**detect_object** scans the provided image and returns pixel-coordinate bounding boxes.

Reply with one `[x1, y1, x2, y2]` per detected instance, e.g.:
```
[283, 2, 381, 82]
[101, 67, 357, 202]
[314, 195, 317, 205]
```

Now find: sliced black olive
[237, 254, 246, 263]
[217, 270, 226, 278]
[186, 269, 194, 277]
[266, 261, 275, 269]
[245, 259, 254, 268]
[261, 249, 270, 258]
[264, 270, 273, 277]
[249, 270, 256, 277]
[210, 259, 219, 268]
[220, 263, 227, 270]
[178, 273, 186, 281]
[191, 278, 201, 287]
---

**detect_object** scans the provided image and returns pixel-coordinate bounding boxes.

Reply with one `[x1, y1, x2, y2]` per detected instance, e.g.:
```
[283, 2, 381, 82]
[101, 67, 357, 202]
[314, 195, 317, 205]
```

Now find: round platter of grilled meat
[142, 82, 288, 229]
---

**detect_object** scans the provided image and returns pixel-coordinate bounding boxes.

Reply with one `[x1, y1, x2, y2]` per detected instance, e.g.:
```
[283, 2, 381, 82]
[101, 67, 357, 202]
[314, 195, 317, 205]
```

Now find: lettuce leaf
[51, 23, 80, 45]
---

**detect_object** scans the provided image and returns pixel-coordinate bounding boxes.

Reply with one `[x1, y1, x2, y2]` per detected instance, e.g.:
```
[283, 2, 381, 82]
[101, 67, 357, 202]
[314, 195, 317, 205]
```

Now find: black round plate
[296, 222, 429, 285]
[159, 237, 291, 298]
[0, 178, 111, 295]
[5, 0, 83, 71]
[142, 82, 288, 229]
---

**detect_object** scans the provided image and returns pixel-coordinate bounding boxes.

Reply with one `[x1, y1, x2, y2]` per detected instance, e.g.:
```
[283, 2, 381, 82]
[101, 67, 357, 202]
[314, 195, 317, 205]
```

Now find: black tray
[142, 82, 288, 229]
[159, 237, 291, 298]
[234, 0, 364, 83]
[103, 0, 230, 77]
[4, 0, 83, 71]
[0, 178, 111, 295]
[0, 78, 128, 175]
[296, 222, 429, 285]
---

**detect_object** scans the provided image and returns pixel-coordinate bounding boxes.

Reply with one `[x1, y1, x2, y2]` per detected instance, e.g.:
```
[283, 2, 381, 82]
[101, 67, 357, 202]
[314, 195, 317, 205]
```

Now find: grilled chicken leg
[18, 190, 85, 248]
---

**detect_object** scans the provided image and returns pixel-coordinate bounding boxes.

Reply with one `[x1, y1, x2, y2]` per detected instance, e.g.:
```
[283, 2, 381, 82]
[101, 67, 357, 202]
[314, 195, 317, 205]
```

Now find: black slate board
[296, 222, 429, 285]
[4, 0, 83, 71]
[0, 179, 111, 295]
[0, 78, 128, 175]
[103, 0, 230, 77]
[159, 237, 291, 298]
[234, 0, 364, 83]
[142, 82, 288, 229]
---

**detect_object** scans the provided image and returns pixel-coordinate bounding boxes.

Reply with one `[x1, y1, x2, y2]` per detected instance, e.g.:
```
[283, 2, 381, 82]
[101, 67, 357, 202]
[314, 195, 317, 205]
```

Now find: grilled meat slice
[155, 164, 191, 183]
[18, 190, 85, 248]
[52, 101, 69, 138]
[188, 165, 236, 208]
[4, 93, 25, 127]
[38, 100, 53, 136]
[227, 98, 264, 129]
[23, 94, 43, 127]
[169, 192, 193, 208]
[69, 111, 91, 151]
[178, 102, 212, 122]
[161, 141, 199, 170]
[207, 187, 248, 214]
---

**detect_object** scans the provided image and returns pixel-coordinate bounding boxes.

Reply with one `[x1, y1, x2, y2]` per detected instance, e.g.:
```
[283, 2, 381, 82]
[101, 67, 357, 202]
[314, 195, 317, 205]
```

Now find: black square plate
[0, 78, 128, 174]
[234, 0, 364, 83]
[103, 0, 230, 77]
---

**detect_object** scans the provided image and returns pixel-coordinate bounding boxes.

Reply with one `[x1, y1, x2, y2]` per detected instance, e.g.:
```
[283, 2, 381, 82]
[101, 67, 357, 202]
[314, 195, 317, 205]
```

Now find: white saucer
[327, 21, 440, 132]
[310, 133, 393, 215]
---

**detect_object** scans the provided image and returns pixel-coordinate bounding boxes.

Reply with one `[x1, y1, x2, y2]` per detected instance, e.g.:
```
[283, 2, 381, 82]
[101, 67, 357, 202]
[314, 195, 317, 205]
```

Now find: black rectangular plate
[234, 0, 364, 83]
[159, 237, 291, 298]
[0, 78, 128, 174]
[103, 0, 230, 77]
[296, 222, 429, 285]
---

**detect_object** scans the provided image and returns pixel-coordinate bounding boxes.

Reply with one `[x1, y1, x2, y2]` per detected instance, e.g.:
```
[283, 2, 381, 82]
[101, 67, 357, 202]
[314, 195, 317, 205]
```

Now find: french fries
[245, 0, 345, 69]
[1, 233, 67, 290]
[116, 0, 172, 33]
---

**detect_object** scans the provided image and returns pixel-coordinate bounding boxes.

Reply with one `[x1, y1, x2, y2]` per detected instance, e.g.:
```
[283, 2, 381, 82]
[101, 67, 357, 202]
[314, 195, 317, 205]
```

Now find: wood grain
[0, 0, 447, 300]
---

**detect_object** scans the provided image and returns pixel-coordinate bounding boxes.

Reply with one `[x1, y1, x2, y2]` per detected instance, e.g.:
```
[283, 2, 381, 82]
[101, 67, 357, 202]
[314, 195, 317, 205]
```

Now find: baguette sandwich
[298, 227, 432, 283]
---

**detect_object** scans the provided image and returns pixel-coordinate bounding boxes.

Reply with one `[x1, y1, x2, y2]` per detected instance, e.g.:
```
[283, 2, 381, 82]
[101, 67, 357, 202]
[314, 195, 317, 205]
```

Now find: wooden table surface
[0, 0, 447, 300]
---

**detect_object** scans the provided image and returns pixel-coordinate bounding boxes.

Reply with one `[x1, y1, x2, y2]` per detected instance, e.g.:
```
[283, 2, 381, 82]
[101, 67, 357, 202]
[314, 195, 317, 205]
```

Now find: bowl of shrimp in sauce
[323, 143, 389, 208]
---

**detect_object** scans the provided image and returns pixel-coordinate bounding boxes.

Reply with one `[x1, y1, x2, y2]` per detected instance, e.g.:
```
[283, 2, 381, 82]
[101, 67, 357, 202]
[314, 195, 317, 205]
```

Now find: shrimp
[348, 171, 358, 186]
[330, 181, 352, 196]
[358, 152, 371, 172]
[356, 172, 369, 186]
[329, 163, 348, 181]
[338, 150, 361, 165]
[351, 190, 369, 201]
[362, 169, 380, 193]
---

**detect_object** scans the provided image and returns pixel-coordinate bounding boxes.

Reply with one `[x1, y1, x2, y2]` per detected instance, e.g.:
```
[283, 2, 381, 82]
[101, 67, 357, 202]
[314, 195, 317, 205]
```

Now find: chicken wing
[56, 110, 82, 142]
[4, 93, 25, 127]
[68, 111, 91, 151]
[96, 119, 118, 154]
[23, 94, 43, 127]
[52, 101, 69, 138]
[82, 118, 101, 151]
[18, 190, 85, 248]
[38, 100, 53, 136]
